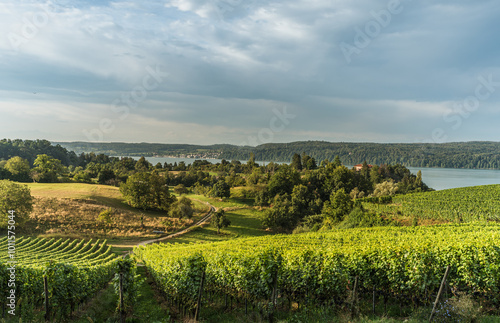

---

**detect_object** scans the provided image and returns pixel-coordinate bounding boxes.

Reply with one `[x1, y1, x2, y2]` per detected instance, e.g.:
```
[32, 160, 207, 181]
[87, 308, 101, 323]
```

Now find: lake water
[406, 167, 500, 191]
[130, 157, 500, 191]
[124, 156, 280, 167]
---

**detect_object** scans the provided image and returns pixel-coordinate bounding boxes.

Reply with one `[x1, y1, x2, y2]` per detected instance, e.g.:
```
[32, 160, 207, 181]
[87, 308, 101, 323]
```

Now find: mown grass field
[165, 193, 269, 244]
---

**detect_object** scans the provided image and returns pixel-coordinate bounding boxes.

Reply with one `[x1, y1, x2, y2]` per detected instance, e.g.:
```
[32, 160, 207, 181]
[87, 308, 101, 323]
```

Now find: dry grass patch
[26, 197, 205, 240]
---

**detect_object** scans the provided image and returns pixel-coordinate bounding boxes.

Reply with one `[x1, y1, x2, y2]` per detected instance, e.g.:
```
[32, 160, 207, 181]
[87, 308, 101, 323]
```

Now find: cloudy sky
[1, 0, 500, 145]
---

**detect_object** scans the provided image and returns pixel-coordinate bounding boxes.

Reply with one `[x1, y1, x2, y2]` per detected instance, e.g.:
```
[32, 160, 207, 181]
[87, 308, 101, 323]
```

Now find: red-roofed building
[354, 163, 373, 171]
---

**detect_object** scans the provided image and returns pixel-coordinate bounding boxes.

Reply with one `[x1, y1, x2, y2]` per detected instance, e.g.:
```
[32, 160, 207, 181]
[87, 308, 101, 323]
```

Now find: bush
[433, 292, 482, 322]
[173, 184, 189, 195]
[372, 180, 399, 197]
[211, 209, 231, 234]
[0, 180, 33, 228]
[169, 197, 194, 219]
[337, 207, 394, 229]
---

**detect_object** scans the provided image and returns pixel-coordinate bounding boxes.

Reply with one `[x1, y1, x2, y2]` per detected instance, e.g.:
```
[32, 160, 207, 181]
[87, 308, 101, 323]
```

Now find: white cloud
[1, 0, 500, 144]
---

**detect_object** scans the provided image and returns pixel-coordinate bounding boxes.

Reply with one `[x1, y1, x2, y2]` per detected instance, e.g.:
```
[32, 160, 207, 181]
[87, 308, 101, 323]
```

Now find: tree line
[54, 140, 500, 170]
[1, 139, 431, 233]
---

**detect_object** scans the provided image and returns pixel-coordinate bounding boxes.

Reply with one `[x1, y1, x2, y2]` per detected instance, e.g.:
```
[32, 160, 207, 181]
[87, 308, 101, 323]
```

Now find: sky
[1, 0, 500, 146]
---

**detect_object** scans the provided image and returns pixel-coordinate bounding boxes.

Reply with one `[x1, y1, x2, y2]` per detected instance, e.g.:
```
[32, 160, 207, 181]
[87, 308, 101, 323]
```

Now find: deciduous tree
[0, 180, 33, 227]
[120, 171, 175, 212]
[31, 154, 64, 183]
[212, 209, 231, 234]
[4, 156, 31, 182]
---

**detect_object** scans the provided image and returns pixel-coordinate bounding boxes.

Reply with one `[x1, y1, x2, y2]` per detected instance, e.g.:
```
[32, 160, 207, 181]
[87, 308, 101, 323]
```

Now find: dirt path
[136, 201, 216, 246]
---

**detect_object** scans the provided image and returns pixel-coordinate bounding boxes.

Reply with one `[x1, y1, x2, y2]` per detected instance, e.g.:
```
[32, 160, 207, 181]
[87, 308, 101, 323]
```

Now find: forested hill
[54, 140, 500, 170]
[0, 139, 77, 165]
[222, 141, 500, 169]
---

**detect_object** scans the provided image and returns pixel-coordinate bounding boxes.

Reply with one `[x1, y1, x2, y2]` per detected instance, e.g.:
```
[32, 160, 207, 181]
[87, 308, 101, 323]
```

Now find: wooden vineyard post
[372, 285, 376, 315]
[268, 269, 278, 323]
[429, 266, 450, 322]
[195, 270, 206, 322]
[44, 276, 50, 321]
[119, 273, 125, 323]
[350, 276, 359, 319]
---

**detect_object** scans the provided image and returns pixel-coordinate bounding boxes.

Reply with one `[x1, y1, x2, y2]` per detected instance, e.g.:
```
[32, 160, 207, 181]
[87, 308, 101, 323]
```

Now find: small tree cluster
[120, 171, 175, 212]
[169, 197, 194, 219]
[211, 209, 231, 234]
[0, 180, 33, 228]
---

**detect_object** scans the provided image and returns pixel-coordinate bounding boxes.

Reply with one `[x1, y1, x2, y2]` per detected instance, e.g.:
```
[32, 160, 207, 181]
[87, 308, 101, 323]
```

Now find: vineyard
[0, 237, 118, 319]
[135, 222, 500, 319]
[363, 184, 500, 222]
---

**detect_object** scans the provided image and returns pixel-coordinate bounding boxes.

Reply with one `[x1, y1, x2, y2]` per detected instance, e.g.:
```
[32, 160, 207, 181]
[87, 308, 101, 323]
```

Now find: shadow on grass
[167, 208, 270, 244]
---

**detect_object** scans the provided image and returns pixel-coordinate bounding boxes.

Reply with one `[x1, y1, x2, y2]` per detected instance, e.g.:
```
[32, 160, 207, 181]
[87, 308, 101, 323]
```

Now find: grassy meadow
[18, 182, 209, 247]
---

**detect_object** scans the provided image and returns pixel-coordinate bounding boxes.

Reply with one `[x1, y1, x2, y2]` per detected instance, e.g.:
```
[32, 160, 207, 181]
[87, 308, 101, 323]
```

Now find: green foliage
[267, 164, 301, 197]
[301, 153, 317, 170]
[0, 237, 116, 320]
[246, 152, 258, 172]
[209, 179, 230, 199]
[211, 209, 231, 234]
[97, 208, 113, 225]
[31, 154, 64, 183]
[4, 156, 31, 182]
[254, 187, 271, 206]
[134, 156, 151, 171]
[135, 222, 500, 314]
[372, 180, 399, 197]
[173, 183, 189, 195]
[0, 180, 33, 228]
[113, 257, 144, 314]
[97, 168, 116, 184]
[0, 139, 76, 166]
[134, 249, 206, 312]
[433, 292, 482, 323]
[73, 170, 93, 183]
[262, 194, 297, 231]
[321, 188, 353, 224]
[291, 153, 302, 171]
[169, 196, 194, 219]
[57, 140, 500, 170]
[246, 168, 264, 186]
[337, 206, 394, 229]
[364, 184, 500, 222]
[120, 171, 175, 211]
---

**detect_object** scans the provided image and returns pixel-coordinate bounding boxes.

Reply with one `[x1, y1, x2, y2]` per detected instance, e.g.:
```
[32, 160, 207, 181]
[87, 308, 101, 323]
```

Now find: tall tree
[120, 171, 175, 211]
[332, 156, 342, 167]
[31, 154, 64, 182]
[262, 193, 296, 231]
[135, 156, 151, 171]
[212, 209, 231, 234]
[4, 156, 31, 182]
[210, 179, 230, 199]
[0, 180, 33, 227]
[322, 188, 353, 224]
[246, 152, 258, 172]
[267, 164, 301, 197]
[291, 153, 302, 171]
[169, 196, 194, 219]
